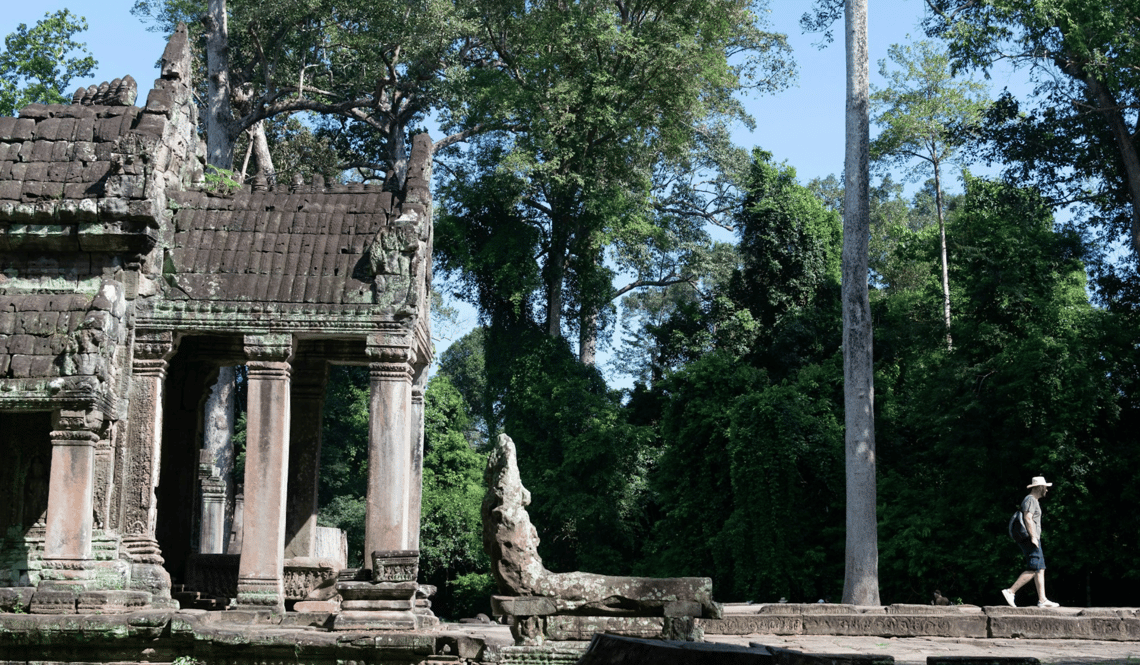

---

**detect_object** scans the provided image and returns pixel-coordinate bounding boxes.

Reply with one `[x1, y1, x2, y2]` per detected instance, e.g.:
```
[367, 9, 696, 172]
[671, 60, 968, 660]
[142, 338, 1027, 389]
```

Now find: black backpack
[1008, 510, 1030, 543]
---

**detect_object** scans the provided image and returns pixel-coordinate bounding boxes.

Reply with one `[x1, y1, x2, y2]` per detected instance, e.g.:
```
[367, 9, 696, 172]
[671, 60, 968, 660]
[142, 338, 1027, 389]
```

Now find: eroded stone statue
[482, 433, 721, 619]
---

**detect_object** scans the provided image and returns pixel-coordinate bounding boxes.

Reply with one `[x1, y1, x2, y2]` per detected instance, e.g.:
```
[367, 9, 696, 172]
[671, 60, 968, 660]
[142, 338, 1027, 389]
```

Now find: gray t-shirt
[1021, 494, 1042, 539]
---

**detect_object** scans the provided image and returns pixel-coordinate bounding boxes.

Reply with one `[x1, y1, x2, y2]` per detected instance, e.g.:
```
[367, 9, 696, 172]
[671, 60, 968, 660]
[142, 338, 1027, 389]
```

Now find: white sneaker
[1038, 599, 1059, 608]
[1001, 589, 1016, 607]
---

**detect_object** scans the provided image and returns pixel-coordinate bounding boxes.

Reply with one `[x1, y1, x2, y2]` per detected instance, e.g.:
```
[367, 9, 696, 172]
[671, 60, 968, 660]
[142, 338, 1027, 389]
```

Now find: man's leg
[1009, 571, 1035, 593]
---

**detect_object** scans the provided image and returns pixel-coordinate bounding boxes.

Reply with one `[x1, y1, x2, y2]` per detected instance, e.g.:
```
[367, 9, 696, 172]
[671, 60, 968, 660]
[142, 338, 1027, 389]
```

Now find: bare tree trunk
[204, 0, 235, 169]
[250, 121, 276, 186]
[579, 311, 597, 365]
[841, 0, 880, 608]
[933, 159, 952, 349]
[546, 228, 568, 338]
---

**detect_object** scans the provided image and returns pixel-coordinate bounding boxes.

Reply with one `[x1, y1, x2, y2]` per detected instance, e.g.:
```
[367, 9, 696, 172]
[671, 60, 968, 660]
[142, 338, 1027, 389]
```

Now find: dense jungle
[4, 0, 1139, 619]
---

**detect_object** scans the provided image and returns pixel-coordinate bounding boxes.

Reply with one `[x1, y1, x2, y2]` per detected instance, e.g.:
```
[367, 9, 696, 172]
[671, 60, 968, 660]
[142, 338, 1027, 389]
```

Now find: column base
[332, 580, 430, 630]
[235, 577, 285, 612]
[38, 559, 96, 585]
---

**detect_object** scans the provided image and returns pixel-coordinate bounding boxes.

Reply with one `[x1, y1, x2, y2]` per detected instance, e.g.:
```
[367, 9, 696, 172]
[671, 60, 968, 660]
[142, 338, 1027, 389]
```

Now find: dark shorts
[1018, 540, 1046, 571]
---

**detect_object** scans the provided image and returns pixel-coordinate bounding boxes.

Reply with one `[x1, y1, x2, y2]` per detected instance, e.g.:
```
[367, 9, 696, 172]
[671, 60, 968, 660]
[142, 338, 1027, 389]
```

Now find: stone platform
[702, 603, 1140, 642]
[2, 607, 1140, 664]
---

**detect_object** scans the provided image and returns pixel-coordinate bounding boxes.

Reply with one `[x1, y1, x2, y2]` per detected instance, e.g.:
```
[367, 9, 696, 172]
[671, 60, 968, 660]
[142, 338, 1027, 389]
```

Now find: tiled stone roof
[164, 184, 397, 306]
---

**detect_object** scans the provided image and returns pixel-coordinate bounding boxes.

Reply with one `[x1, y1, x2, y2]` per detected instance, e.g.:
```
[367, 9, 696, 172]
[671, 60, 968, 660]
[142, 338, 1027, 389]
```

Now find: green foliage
[924, 0, 1140, 258]
[870, 40, 989, 182]
[0, 10, 97, 116]
[420, 375, 490, 618]
[202, 167, 243, 195]
[873, 177, 1121, 604]
[317, 366, 370, 567]
[491, 326, 656, 574]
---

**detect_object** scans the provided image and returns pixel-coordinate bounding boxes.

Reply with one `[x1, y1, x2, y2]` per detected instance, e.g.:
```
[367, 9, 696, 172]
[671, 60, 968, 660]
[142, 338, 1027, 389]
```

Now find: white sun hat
[1027, 476, 1053, 488]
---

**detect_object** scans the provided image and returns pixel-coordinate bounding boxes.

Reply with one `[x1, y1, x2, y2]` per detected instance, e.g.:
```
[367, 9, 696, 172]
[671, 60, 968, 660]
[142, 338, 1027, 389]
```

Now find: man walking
[1001, 476, 1059, 608]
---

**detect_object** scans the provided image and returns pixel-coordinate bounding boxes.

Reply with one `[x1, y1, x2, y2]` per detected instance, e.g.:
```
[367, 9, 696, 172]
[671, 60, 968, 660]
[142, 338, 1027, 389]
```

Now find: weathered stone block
[341, 598, 414, 611]
[337, 580, 418, 601]
[768, 646, 893, 665]
[545, 615, 667, 641]
[0, 587, 34, 612]
[77, 590, 151, 613]
[293, 600, 338, 612]
[701, 614, 804, 635]
[760, 603, 859, 614]
[927, 659, 1039, 665]
[578, 634, 770, 665]
[987, 614, 1094, 640]
[802, 613, 986, 638]
[29, 587, 80, 614]
[332, 609, 418, 631]
[493, 595, 559, 617]
[665, 600, 705, 617]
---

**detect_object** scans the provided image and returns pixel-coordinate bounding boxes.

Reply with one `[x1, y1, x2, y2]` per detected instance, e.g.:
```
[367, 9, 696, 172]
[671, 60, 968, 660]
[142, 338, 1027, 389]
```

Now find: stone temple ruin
[0, 23, 434, 628]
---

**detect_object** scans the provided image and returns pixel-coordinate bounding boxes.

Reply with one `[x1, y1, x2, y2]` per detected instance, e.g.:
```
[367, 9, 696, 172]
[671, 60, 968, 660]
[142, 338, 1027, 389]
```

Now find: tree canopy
[0, 10, 96, 116]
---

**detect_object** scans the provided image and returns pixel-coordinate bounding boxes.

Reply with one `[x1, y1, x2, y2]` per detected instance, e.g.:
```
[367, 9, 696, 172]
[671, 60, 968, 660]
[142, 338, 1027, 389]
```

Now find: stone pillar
[198, 451, 228, 554]
[408, 363, 429, 551]
[201, 366, 236, 552]
[364, 336, 415, 562]
[120, 330, 177, 600]
[40, 408, 102, 587]
[236, 333, 294, 611]
[284, 359, 328, 559]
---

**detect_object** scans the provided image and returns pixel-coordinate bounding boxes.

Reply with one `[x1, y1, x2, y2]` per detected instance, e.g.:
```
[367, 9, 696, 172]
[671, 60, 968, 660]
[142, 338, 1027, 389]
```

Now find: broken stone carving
[482, 433, 721, 644]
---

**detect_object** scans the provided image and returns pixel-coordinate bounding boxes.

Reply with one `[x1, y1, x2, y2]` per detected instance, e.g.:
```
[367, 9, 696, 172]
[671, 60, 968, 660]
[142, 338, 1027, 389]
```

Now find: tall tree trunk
[546, 223, 569, 338]
[841, 0, 880, 607]
[204, 0, 235, 169]
[579, 310, 598, 365]
[933, 158, 952, 349]
[250, 121, 276, 186]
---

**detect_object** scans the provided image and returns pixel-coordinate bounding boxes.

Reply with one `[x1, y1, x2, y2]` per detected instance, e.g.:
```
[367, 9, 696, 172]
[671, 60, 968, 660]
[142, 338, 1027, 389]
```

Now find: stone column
[40, 408, 102, 587]
[364, 336, 415, 563]
[407, 363, 429, 551]
[236, 333, 294, 611]
[284, 359, 328, 559]
[198, 451, 228, 554]
[120, 330, 177, 600]
[201, 365, 236, 552]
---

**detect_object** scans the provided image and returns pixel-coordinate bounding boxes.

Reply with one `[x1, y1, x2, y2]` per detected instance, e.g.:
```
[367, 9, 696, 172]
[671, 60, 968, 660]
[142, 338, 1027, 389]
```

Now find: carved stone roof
[164, 185, 398, 306]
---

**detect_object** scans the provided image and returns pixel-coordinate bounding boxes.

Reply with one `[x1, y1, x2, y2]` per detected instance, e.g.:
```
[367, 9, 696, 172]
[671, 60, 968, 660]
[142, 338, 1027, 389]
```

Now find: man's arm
[1023, 510, 1038, 546]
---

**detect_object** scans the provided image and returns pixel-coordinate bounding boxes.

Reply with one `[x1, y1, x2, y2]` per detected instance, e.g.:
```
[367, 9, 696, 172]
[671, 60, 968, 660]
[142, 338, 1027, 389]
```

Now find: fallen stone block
[577, 633, 771, 664]
[927, 658, 1039, 665]
[766, 646, 893, 665]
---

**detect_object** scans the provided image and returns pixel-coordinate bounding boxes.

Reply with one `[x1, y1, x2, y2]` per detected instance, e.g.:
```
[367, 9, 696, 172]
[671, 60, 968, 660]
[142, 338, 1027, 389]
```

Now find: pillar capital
[133, 330, 178, 362]
[244, 333, 295, 363]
